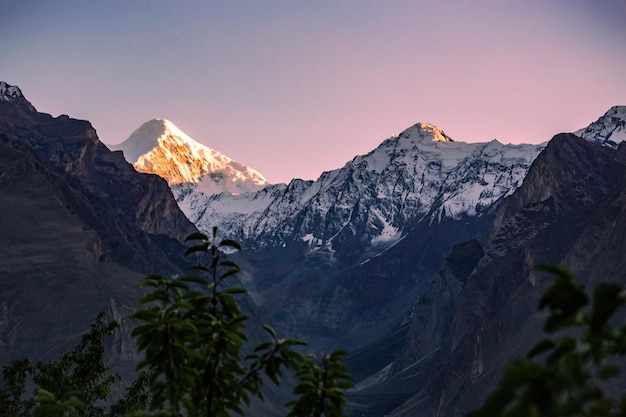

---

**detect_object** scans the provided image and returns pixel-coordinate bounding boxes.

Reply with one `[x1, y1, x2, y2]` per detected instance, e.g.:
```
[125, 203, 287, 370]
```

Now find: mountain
[115, 116, 545, 358]
[575, 105, 626, 147]
[184, 123, 544, 253]
[117, 117, 545, 337]
[109, 118, 269, 196]
[197, 125, 548, 363]
[6, 78, 624, 417]
[104, 98, 626, 417]
[346, 129, 626, 416]
[0, 82, 198, 381]
[0, 81, 36, 112]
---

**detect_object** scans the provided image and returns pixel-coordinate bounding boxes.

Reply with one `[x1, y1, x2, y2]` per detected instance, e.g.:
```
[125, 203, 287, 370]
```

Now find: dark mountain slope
[347, 134, 626, 417]
[0, 83, 197, 378]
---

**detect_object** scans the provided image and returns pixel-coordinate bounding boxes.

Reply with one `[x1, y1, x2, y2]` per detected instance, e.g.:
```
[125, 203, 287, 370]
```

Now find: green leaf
[184, 232, 209, 242]
[224, 287, 247, 295]
[528, 339, 556, 358]
[219, 268, 241, 280]
[180, 275, 208, 285]
[263, 325, 277, 339]
[185, 243, 210, 256]
[590, 283, 624, 333]
[598, 364, 620, 380]
[219, 239, 242, 251]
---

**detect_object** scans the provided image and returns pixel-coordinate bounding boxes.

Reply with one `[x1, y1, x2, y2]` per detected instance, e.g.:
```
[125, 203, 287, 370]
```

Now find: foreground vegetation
[0, 230, 351, 417]
[1, 233, 625, 416]
[470, 265, 626, 417]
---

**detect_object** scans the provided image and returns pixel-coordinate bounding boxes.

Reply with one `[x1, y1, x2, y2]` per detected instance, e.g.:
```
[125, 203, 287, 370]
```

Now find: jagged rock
[575, 105, 626, 147]
[114, 114, 548, 375]
[357, 134, 626, 417]
[0, 82, 197, 383]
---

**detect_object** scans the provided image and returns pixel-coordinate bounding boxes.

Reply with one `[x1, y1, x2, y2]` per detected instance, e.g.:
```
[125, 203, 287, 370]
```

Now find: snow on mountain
[185, 122, 545, 257]
[0, 81, 24, 101]
[110, 119, 270, 196]
[114, 108, 624, 262]
[575, 105, 626, 147]
[0, 81, 36, 112]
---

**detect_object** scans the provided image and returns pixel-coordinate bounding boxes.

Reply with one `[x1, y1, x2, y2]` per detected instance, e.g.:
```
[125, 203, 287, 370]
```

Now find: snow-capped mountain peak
[0, 81, 24, 101]
[397, 122, 454, 143]
[110, 119, 269, 196]
[575, 105, 626, 147]
[0, 81, 36, 112]
[112, 118, 175, 163]
[181, 120, 545, 261]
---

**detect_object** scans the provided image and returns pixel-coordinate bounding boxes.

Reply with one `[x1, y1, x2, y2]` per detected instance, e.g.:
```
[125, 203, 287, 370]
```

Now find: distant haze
[2, 1, 625, 183]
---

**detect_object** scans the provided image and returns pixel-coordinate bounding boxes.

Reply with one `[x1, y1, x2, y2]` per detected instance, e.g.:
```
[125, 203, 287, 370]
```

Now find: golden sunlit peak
[113, 118, 270, 196]
[401, 122, 454, 143]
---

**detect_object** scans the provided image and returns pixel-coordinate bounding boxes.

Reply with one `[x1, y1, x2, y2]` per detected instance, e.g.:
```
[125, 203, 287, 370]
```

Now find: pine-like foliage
[0, 229, 353, 417]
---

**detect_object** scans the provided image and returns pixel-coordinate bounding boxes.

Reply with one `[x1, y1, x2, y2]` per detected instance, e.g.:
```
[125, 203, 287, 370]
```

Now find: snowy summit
[0, 81, 25, 102]
[182, 120, 546, 254]
[575, 106, 626, 147]
[110, 119, 270, 196]
[0, 81, 36, 112]
[398, 122, 454, 143]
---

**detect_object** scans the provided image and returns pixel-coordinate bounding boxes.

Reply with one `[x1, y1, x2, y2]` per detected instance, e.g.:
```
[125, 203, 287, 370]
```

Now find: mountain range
[376, 131, 626, 416]
[108, 103, 626, 416]
[2, 79, 626, 417]
[113, 119, 545, 252]
[111, 115, 547, 356]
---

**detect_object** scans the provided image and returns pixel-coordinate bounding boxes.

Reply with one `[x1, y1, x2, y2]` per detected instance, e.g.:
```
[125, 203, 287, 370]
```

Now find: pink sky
[2, 1, 625, 183]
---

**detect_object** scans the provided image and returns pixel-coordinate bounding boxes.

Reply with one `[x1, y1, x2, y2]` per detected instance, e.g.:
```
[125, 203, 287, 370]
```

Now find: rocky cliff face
[0, 82, 197, 381]
[347, 133, 626, 417]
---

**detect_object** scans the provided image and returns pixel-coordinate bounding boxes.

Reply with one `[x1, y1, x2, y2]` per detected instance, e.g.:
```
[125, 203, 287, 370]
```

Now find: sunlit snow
[111, 118, 269, 196]
[182, 121, 545, 255]
[111, 109, 624, 265]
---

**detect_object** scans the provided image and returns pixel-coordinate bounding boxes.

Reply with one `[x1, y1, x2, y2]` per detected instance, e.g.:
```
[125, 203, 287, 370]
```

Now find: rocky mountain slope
[575, 105, 626, 147]
[346, 125, 626, 416]
[5, 77, 624, 417]
[116, 118, 545, 355]
[180, 123, 544, 256]
[0, 82, 198, 380]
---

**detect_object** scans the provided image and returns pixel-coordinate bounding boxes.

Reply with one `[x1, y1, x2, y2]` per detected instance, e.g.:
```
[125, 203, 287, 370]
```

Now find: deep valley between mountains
[1, 80, 625, 417]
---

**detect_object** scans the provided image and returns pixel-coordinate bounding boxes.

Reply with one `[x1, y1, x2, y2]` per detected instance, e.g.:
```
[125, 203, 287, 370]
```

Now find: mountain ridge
[111, 113, 546, 359]
[110, 118, 269, 196]
[375, 133, 626, 417]
[575, 105, 626, 147]
[177, 122, 545, 257]
[0, 82, 198, 382]
[4, 79, 626, 417]
[0, 81, 36, 112]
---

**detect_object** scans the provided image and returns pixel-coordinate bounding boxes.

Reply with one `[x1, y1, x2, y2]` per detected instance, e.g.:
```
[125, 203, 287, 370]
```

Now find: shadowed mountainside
[0, 83, 197, 380]
[346, 134, 626, 417]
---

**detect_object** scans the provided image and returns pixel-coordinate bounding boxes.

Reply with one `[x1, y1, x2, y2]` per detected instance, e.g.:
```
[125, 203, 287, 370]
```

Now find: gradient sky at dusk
[3, 1, 625, 183]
